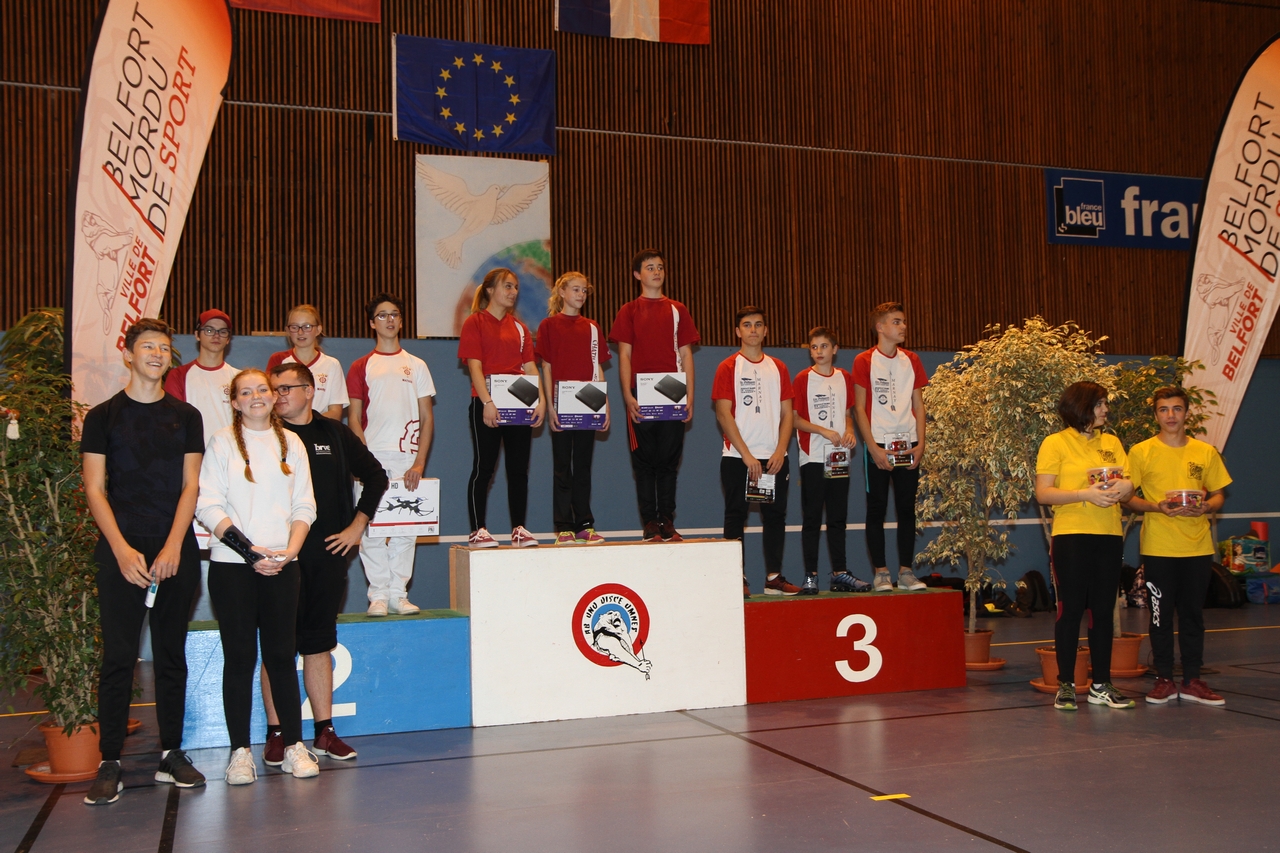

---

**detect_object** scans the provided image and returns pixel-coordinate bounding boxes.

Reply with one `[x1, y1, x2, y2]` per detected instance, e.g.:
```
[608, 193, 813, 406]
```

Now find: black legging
[208, 561, 302, 748]
[467, 397, 532, 531]
[1052, 533, 1123, 684]
[864, 444, 919, 570]
[551, 428, 596, 533]
[800, 462, 849, 575]
[721, 455, 790, 574]
[1144, 554, 1213, 680]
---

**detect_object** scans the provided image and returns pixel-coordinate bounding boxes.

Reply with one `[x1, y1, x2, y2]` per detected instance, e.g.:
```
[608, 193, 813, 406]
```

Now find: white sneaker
[282, 742, 319, 779]
[225, 747, 257, 785]
[388, 598, 420, 615]
[366, 600, 388, 617]
[897, 568, 926, 591]
[873, 570, 893, 592]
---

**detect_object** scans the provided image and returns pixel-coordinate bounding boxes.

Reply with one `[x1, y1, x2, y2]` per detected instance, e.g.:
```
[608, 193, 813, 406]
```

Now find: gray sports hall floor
[4, 605, 1279, 853]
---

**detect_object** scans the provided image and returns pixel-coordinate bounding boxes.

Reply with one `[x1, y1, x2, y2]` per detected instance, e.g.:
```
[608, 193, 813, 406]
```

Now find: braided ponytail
[232, 408, 255, 483]
[270, 412, 292, 476]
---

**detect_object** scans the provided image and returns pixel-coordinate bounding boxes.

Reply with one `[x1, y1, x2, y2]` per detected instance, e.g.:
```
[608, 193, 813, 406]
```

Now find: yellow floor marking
[0, 702, 155, 719]
[871, 793, 911, 801]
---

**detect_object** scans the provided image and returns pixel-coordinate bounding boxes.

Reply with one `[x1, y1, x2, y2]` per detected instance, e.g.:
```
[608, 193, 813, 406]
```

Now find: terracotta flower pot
[963, 629, 992, 663]
[39, 722, 101, 780]
[1109, 632, 1146, 677]
[1037, 645, 1089, 686]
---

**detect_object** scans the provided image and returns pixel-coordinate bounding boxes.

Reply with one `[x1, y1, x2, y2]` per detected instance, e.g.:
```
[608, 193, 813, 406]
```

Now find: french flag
[556, 0, 709, 45]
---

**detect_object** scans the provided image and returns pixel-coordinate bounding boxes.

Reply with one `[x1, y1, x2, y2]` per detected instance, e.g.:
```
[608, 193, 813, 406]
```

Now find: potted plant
[916, 318, 1115, 671]
[0, 308, 104, 781]
[1103, 356, 1217, 676]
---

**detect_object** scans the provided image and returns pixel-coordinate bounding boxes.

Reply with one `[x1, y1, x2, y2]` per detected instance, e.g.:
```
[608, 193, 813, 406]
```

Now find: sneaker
[388, 598, 420, 615]
[658, 519, 683, 542]
[743, 576, 751, 598]
[555, 531, 578, 545]
[831, 571, 872, 592]
[263, 731, 284, 766]
[366, 600, 388, 617]
[642, 520, 661, 541]
[511, 526, 539, 547]
[155, 748, 205, 788]
[1146, 677, 1179, 705]
[1087, 682, 1136, 709]
[764, 574, 801, 596]
[1179, 678, 1226, 706]
[84, 760, 123, 805]
[897, 568, 926, 591]
[314, 725, 357, 760]
[1054, 681, 1077, 711]
[281, 742, 319, 779]
[468, 528, 499, 548]
[799, 574, 819, 595]
[225, 747, 257, 785]
[873, 569, 893, 592]
[576, 528, 606, 544]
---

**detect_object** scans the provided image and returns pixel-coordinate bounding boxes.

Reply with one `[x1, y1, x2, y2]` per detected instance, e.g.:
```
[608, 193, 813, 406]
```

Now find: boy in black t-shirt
[260, 363, 389, 763]
[81, 319, 206, 805]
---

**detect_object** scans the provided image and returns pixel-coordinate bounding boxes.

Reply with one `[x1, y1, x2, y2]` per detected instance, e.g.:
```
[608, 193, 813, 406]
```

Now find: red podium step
[744, 589, 965, 704]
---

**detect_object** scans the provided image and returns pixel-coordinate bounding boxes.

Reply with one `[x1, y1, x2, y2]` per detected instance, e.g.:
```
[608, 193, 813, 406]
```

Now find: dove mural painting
[413, 155, 552, 337]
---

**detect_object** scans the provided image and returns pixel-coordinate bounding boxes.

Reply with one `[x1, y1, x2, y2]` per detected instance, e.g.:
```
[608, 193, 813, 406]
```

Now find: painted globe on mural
[451, 240, 553, 336]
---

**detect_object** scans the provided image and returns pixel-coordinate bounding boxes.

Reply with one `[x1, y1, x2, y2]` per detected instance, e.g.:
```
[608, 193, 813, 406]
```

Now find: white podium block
[452, 541, 747, 727]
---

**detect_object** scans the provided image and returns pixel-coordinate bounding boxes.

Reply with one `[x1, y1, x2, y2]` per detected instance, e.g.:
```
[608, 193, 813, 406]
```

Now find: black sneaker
[799, 574, 819, 595]
[830, 571, 871, 592]
[84, 760, 123, 805]
[155, 748, 206, 788]
[642, 520, 661, 541]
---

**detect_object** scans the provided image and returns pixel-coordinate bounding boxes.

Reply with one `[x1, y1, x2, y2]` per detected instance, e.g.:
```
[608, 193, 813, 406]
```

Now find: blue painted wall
[155, 333, 1278, 612]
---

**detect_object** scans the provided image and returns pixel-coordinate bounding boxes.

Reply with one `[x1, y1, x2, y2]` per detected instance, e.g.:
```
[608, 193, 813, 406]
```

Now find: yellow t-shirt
[1036, 428, 1127, 537]
[1127, 436, 1231, 557]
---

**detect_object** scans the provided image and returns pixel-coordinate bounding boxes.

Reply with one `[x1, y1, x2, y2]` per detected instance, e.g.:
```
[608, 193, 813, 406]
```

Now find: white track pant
[361, 451, 418, 603]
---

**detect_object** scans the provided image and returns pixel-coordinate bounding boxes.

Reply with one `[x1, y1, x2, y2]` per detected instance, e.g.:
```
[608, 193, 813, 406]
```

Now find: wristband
[220, 525, 261, 566]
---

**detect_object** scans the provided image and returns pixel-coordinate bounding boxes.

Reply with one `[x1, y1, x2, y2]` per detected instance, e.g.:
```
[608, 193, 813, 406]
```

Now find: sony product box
[636, 372, 688, 421]
[489, 374, 540, 425]
[556, 381, 607, 430]
[1220, 537, 1271, 576]
[360, 476, 440, 538]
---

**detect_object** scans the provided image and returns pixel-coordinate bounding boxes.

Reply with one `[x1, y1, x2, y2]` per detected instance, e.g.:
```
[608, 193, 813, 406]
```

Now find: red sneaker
[263, 731, 284, 766]
[642, 521, 661, 541]
[314, 726, 357, 760]
[658, 519, 683, 542]
[764, 574, 801, 596]
[1179, 679, 1225, 706]
[1145, 677, 1178, 705]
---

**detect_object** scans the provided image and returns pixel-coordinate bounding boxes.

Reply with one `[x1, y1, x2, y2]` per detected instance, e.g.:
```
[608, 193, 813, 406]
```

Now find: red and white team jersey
[346, 349, 436, 456]
[163, 360, 238, 446]
[851, 347, 928, 444]
[266, 349, 350, 413]
[711, 352, 793, 459]
[793, 366, 856, 466]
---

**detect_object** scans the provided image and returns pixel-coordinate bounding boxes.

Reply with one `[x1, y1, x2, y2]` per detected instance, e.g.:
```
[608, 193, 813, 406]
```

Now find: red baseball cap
[198, 309, 232, 331]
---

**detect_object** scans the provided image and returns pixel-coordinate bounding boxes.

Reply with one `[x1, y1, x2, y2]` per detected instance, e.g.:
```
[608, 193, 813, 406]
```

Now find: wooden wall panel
[3, 0, 1280, 356]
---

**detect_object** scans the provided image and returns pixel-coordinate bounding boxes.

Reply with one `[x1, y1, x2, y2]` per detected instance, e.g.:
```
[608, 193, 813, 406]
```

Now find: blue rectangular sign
[182, 616, 471, 749]
[1045, 167, 1202, 249]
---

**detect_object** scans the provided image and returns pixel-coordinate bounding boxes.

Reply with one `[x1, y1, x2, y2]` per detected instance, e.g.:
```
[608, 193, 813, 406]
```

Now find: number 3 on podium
[835, 614, 883, 683]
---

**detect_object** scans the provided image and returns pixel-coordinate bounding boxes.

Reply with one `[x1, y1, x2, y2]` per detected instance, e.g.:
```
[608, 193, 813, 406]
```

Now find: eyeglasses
[272, 384, 311, 396]
[198, 326, 231, 338]
[287, 324, 317, 334]
[374, 312, 402, 322]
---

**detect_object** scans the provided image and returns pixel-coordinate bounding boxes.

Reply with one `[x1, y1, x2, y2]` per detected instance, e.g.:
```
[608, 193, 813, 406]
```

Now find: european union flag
[393, 34, 556, 156]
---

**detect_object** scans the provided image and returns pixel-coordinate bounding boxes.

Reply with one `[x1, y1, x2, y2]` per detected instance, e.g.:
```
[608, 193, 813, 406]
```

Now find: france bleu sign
[1045, 167, 1203, 250]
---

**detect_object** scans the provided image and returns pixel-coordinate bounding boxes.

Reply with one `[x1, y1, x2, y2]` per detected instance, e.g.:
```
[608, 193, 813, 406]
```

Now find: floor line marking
[0, 702, 155, 719]
[992, 624, 1280, 647]
[679, 710, 1031, 853]
[157, 784, 180, 853]
[1221, 706, 1280, 723]
[871, 793, 910, 800]
[13, 782, 63, 853]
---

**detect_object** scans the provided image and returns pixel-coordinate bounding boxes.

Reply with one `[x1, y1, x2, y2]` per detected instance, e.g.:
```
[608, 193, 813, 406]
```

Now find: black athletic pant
[467, 398, 533, 531]
[1144, 554, 1213, 681]
[721, 455, 790, 575]
[551, 428, 596, 533]
[800, 462, 849, 575]
[208, 561, 302, 749]
[864, 444, 919, 569]
[95, 533, 200, 762]
[630, 418, 685, 524]
[1052, 533, 1123, 685]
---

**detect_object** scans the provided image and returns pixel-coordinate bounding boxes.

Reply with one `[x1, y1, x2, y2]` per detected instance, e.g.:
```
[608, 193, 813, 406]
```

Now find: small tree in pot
[0, 309, 103, 775]
[916, 318, 1116, 647]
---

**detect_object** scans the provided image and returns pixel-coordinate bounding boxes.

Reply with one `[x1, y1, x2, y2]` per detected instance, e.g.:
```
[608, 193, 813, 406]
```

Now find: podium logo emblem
[573, 584, 653, 679]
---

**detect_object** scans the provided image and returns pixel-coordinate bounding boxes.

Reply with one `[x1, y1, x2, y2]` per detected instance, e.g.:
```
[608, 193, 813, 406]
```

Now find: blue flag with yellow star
[393, 34, 556, 155]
